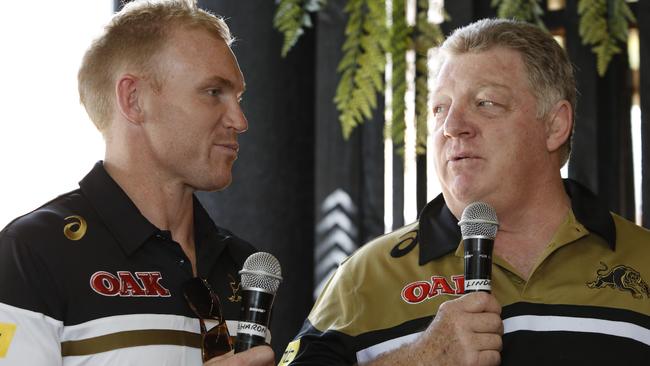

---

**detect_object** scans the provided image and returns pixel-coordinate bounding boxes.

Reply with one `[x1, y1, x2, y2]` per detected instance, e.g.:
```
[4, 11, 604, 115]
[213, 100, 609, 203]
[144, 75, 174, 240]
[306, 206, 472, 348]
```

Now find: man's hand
[373, 292, 503, 366]
[204, 346, 275, 366]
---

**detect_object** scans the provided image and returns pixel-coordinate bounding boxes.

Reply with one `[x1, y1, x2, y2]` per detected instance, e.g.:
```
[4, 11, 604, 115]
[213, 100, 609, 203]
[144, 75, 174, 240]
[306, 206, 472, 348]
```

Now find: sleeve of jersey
[279, 264, 360, 365]
[0, 230, 64, 365]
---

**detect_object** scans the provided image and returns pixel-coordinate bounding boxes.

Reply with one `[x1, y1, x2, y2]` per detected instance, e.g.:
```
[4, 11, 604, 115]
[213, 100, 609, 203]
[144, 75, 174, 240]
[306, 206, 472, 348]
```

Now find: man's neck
[492, 178, 571, 280]
[103, 157, 198, 275]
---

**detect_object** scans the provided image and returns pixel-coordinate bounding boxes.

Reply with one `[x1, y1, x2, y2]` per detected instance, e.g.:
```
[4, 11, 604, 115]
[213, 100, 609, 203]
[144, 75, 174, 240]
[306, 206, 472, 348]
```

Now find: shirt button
[179, 259, 185, 266]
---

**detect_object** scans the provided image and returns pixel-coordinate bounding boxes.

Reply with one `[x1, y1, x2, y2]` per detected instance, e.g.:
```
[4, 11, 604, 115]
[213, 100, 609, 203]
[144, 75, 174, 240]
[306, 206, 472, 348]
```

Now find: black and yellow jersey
[281, 180, 650, 365]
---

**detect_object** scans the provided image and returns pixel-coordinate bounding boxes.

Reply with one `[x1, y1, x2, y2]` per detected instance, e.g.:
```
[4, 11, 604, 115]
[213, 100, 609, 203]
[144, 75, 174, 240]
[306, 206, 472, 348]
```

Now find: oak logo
[90, 271, 171, 297]
[63, 215, 87, 241]
[401, 275, 464, 304]
[587, 262, 650, 299]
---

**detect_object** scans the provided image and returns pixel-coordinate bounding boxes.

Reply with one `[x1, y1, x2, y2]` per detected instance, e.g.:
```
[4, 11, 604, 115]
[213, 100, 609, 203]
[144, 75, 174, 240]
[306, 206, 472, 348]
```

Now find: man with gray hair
[281, 18, 650, 365]
[0, 1, 273, 365]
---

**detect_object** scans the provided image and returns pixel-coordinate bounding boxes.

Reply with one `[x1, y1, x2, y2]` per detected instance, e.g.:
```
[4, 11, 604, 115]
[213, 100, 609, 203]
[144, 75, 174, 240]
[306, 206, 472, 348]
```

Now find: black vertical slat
[392, 151, 405, 229]
[565, 0, 634, 218]
[597, 51, 635, 220]
[416, 155, 427, 215]
[360, 112, 386, 243]
[312, 0, 385, 299]
[414, 0, 428, 216]
[565, 0, 600, 194]
[638, 0, 650, 227]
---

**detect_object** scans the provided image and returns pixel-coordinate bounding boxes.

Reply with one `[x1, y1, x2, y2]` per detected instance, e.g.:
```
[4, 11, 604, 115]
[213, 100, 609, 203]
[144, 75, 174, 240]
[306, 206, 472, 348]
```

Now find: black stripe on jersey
[502, 330, 649, 365]
[503, 302, 650, 329]
[289, 320, 361, 365]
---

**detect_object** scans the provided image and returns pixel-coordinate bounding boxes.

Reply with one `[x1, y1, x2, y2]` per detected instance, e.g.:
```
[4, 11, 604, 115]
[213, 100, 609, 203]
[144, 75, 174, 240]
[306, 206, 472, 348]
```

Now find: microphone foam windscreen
[239, 252, 283, 293]
[458, 202, 499, 240]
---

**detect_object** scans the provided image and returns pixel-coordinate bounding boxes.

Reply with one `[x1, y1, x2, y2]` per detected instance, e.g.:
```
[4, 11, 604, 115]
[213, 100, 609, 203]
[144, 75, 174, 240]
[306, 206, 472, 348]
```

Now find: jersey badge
[90, 271, 171, 297]
[401, 275, 464, 304]
[0, 322, 16, 358]
[63, 215, 87, 241]
[586, 262, 650, 299]
[227, 274, 242, 302]
[279, 339, 301, 364]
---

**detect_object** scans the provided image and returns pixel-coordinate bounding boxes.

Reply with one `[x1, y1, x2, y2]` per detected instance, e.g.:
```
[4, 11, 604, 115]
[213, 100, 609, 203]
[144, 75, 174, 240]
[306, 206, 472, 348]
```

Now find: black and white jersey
[0, 162, 255, 365]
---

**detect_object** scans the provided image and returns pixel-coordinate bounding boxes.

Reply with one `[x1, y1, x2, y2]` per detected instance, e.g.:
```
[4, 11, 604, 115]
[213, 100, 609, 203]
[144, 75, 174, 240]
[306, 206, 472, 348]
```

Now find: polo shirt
[281, 180, 650, 365]
[0, 161, 255, 365]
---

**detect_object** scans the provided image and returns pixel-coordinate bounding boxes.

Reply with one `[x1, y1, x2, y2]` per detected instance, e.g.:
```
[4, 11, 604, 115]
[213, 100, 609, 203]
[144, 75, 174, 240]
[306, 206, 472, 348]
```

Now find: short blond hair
[78, 0, 233, 132]
[440, 18, 576, 165]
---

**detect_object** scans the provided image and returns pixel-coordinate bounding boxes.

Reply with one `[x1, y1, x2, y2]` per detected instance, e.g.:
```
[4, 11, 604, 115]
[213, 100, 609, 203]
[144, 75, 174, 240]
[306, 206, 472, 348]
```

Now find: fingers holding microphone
[413, 292, 502, 366]
[412, 201, 502, 366]
[205, 252, 281, 366]
[203, 345, 275, 366]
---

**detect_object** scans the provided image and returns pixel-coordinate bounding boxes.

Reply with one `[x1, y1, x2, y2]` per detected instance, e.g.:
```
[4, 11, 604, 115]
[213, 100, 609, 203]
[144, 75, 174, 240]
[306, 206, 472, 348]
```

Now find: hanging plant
[578, 0, 635, 76]
[273, 0, 326, 57]
[491, 0, 546, 30]
[389, 0, 409, 153]
[273, 0, 636, 151]
[334, 0, 389, 138]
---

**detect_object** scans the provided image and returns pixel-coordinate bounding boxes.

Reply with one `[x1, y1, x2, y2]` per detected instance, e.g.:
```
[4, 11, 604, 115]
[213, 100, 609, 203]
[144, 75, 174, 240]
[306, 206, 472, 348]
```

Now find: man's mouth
[215, 143, 239, 153]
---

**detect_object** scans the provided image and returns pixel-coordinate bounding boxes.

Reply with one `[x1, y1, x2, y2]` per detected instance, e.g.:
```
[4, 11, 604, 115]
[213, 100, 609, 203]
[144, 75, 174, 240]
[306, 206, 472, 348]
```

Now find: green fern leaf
[273, 0, 326, 57]
[578, 0, 634, 76]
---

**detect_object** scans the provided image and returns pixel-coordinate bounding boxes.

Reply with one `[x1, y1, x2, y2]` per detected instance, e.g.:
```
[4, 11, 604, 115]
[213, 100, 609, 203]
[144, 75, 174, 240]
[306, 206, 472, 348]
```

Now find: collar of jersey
[417, 179, 616, 265]
[78, 161, 229, 258]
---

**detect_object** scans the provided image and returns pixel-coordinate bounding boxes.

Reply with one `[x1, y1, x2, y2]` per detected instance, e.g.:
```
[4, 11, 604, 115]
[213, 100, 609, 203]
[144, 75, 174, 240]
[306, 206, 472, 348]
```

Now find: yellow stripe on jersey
[0, 322, 17, 358]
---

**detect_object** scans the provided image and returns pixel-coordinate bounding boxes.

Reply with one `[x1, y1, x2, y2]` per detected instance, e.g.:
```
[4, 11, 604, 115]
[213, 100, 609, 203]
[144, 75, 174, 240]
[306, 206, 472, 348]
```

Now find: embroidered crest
[586, 262, 650, 299]
[227, 274, 242, 302]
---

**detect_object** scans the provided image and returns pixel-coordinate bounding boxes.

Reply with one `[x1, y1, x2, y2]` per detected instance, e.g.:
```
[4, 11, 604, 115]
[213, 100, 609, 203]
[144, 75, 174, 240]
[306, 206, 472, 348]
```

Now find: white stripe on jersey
[503, 315, 650, 346]
[356, 332, 420, 364]
[0, 302, 63, 366]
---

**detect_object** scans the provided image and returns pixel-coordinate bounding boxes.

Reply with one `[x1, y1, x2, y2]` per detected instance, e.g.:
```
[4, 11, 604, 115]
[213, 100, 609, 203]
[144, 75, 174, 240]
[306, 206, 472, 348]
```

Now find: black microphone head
[458, 202, 499, 240]
[239, 252, 283, 294]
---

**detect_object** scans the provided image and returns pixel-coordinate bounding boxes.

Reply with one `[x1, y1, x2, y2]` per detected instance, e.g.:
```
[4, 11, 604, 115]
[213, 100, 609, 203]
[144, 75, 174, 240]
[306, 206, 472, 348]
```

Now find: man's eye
[433, 105, 446, 115]
[207, 89, 222, 96]
[478, 100, 495, 107]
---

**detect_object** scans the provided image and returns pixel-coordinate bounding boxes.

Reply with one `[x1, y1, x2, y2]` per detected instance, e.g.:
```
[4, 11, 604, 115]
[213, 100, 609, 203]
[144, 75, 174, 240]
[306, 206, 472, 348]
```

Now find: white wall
[0, 1, 113, 227]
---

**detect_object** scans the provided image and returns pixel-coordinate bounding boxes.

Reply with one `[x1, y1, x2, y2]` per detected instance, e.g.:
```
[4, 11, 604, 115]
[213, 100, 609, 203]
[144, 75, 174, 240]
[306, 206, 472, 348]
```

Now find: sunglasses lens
[183, 278, 213, 318]
[184, 278, 232, 361]
[202, 323, 233, 361]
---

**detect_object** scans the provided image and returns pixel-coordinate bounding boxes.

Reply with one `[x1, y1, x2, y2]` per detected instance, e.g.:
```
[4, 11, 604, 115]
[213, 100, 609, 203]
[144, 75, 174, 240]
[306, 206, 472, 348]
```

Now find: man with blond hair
[0, 1, 273, 365]
[282, 18, 650, 365]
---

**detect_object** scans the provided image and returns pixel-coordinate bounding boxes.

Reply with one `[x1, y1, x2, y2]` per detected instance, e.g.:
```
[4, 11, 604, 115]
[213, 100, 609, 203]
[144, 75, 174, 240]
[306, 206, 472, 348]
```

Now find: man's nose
[443, 104, 475, 139]
[226, 102, 248, 133]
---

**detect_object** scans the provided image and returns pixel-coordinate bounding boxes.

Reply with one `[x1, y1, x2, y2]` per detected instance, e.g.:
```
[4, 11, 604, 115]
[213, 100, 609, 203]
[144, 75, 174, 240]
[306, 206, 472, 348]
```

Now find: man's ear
[545, 100, 573, 153]
[115, 74, 144, 124]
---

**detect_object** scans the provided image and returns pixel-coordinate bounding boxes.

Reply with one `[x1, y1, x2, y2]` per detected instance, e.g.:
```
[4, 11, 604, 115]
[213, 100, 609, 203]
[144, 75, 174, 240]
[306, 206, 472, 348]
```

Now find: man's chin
[194, 175, 233, 192]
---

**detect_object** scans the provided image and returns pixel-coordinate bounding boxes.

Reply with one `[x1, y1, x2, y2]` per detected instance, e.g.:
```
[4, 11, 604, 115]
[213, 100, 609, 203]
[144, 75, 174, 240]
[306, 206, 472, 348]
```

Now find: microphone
[458, 202, 499, 293]
[234, 252, 282, 353]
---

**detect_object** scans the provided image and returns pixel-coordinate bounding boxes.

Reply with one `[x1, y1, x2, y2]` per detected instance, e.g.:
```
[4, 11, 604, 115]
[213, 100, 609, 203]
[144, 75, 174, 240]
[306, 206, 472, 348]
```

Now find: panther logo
[586, 262, 650, 299]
